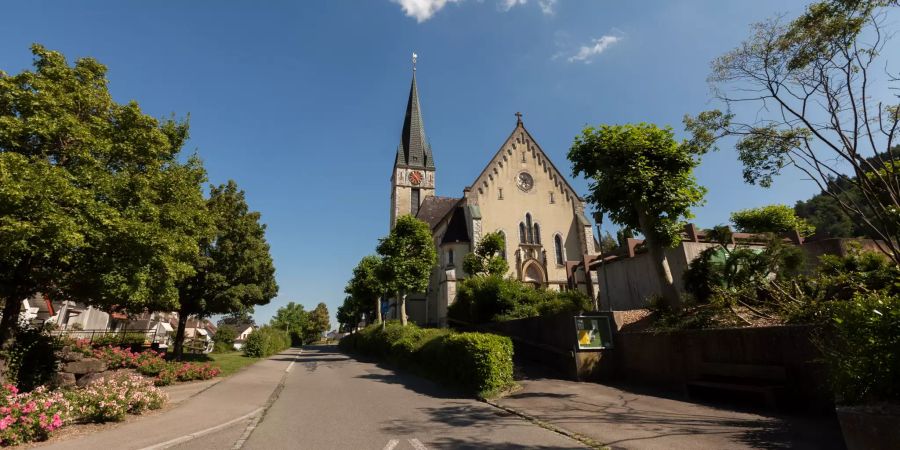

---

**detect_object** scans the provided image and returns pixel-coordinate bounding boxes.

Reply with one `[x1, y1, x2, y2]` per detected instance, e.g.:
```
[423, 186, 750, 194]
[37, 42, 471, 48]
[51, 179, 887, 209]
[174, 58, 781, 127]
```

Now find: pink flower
[22, 401, 36, 413]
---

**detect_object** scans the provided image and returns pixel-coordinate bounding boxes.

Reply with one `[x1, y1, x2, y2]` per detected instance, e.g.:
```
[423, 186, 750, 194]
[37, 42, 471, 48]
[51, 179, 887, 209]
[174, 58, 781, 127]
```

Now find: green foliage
[449, 276, 591, 324]
[377, 215, 437, 325]
[819, 291, 899, 405]
[337, 295, 370, 332]
[462, 231, 509, 277]
[731, 204, 815, 237]
[89, 332, 148, 346]
[0, 44, 210, 344]
[242, 326, 291, 358]
[174, 180, 278, 358]
[270, 302, 309, 346]
[345, 255, 385, 324]
[339, 323, 514, 398]
[308, 302, 331, 342]
[213, 325, 237, 353]
[568, 122, 711, 249]
[2, 325, 60, 391]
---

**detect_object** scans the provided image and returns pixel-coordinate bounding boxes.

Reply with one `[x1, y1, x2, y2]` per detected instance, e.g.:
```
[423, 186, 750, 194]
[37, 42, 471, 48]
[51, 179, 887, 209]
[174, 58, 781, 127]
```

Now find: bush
[2, 325, 60, 392]
[154, 362, 220, 386]
[0, 384, 67, 446]
[339, 323, 514, 398]
[66, 372, 167, 422]
[449, 276, 591, 324]
[819, 291, 899, 405]
[243, 326, 291, 358]
[213, 325, 237, 353]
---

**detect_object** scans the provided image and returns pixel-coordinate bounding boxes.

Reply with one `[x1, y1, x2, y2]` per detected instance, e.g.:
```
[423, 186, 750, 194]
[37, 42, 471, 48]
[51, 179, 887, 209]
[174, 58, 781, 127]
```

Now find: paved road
[241, 345, 585, 450]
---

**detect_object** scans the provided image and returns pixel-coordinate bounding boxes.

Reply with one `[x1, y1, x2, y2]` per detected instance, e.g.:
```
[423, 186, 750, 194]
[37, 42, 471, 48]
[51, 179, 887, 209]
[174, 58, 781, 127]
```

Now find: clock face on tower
[408, 170, 424, 186]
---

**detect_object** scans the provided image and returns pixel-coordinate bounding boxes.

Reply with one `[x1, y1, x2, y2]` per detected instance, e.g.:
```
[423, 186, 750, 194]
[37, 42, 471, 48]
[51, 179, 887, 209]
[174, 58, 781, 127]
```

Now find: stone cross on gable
[515, 111, 523, 124]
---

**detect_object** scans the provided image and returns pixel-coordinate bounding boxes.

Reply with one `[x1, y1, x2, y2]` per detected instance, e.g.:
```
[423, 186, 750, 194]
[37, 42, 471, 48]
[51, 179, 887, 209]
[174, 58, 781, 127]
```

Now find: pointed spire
[396, 54, 434, 169]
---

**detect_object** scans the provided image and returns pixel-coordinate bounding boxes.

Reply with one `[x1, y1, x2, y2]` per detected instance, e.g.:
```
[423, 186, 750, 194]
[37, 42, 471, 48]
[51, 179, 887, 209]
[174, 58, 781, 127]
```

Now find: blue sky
[3, 0, 890, 326]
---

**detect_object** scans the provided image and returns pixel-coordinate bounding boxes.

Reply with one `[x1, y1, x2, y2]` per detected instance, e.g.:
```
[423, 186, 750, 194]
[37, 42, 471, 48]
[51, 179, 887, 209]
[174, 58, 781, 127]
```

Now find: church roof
[395, 73, 435, 169]
[440, 206, 470, 245]
[415, 196, 459, 229]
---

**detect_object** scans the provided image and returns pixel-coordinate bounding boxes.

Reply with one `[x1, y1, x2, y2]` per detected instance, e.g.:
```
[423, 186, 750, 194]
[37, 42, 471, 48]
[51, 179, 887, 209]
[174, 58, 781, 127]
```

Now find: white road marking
[408, 438, 428, 450]
[285, 348, 302, 372]
[383, 439, 400, 450]
[139, 407, 264, 450]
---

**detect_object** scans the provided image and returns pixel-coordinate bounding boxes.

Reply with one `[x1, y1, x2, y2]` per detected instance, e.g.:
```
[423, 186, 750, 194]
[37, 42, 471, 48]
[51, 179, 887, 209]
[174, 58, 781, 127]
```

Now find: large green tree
[569, 122, 714, 310]
[0, 45, 208, 345]
[271, 301, 308, 345]
[336, 296, 362, 333]
[345, 255, 385, 324]
[172, 181, 278, 359]
[307, 302, 331, 341]
[376, 215, 437, 325]
[693, 0, 900, 262]
[463, 231, 509, 277]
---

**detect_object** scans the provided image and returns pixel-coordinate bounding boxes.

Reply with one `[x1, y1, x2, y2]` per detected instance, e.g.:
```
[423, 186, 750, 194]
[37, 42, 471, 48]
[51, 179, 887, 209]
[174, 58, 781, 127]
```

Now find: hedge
[339, 322, 514, 399]
[243, 326, 291, 358]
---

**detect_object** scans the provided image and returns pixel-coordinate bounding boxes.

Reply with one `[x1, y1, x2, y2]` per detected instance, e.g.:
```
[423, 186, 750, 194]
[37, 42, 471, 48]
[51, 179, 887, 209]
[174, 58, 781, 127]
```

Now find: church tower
[390, 59, 436, 229]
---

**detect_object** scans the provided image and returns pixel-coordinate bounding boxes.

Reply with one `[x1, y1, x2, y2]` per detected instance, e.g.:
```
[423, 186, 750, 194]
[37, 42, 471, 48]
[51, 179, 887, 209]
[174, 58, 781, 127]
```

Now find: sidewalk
[491, 374, 845, 450]
[36, 348, 301, 450]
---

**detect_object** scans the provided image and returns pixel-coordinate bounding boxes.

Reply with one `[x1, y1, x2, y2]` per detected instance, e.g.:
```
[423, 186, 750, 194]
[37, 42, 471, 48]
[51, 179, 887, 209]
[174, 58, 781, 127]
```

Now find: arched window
[533, 223, 541, 245]
[554, 234, 564, 265]
[519, 222, 527, 244]
[498, 230, 507, 260]
[525, 213, 534, 243]
[448, 249, 454, 266]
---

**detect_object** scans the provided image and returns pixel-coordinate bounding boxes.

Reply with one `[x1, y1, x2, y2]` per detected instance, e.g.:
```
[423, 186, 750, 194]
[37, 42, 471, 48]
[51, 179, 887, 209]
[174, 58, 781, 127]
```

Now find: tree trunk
[173, 309, 189, 360]
[399, 291, 408, 326]
[374, 296, 382, 324]
[636, 207, 682, 311]
[0, 295, 24, 348]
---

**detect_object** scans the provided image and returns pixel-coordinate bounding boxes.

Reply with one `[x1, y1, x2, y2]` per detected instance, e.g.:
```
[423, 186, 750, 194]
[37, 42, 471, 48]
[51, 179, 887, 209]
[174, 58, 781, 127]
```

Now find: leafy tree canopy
[730, 204, 816, 237]
[463, 231, 509, 277]
[376, 215, 436, 325]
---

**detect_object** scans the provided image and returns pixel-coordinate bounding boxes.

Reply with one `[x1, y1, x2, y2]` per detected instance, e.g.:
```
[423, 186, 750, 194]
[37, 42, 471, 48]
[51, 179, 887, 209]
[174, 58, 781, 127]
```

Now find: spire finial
[412, 52, 418, 72]
[515, 111, 523, 124]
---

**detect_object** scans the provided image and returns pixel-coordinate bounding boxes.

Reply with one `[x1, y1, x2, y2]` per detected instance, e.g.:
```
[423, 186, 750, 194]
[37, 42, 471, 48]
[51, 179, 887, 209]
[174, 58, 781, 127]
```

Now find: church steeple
[395, 70, 435, 169]
[390, 54, 437, 229]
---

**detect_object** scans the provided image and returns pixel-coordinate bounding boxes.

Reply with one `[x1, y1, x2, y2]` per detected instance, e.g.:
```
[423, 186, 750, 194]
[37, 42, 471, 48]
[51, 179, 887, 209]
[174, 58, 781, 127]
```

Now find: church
[388, 66, 600, 327]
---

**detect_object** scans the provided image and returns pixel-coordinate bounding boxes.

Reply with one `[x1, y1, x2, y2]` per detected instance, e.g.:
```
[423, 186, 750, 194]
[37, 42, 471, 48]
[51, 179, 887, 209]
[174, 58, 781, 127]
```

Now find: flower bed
[0, 385, 67, 447]
[90, 346, 220, 385]
[65, 372, 167, 422]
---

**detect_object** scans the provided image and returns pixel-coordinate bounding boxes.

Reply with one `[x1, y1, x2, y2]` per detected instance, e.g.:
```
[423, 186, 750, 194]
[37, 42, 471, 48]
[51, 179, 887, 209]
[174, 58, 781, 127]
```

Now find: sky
[3, 0, 896, 327]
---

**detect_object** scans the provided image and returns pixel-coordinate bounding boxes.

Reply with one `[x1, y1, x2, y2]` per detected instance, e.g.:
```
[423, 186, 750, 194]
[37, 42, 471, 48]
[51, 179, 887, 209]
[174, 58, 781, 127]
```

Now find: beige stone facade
[387, 72, 600, 326]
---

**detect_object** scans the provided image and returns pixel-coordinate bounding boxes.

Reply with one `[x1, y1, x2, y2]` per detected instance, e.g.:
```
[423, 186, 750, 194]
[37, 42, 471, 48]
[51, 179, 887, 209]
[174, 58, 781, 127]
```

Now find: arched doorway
[522, 261, 546, 288]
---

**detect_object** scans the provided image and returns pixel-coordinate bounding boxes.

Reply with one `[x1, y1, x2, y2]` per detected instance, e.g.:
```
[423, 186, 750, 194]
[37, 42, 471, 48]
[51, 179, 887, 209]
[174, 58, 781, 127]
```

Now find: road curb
[483, 398, 610, 450]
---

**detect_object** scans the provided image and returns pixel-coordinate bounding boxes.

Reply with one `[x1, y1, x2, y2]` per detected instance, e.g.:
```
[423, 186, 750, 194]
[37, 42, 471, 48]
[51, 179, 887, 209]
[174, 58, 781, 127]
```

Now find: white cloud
[567, 35, 621, 63]
[537, 0, 556, 15]
[392, 0, 462, 22]
[501, 0, 527, 11]
[391, 0, 550, 22]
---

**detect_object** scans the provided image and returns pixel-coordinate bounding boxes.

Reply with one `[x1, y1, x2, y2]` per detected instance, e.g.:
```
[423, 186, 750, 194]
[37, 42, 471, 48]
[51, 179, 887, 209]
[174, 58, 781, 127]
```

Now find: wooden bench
[686, 362, 787, 408]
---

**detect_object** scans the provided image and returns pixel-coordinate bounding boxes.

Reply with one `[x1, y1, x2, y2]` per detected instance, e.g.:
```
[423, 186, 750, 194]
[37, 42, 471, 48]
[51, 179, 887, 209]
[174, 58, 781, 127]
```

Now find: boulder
[76, 371, 105, 387]
[63, 358, 107, 375]
[51, 372, 76, 388]
[58, 347, 85, 362]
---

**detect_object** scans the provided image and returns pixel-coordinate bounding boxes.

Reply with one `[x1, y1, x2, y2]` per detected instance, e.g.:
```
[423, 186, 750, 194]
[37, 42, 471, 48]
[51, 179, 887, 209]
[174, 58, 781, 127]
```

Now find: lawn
[179, 351, 260, 377]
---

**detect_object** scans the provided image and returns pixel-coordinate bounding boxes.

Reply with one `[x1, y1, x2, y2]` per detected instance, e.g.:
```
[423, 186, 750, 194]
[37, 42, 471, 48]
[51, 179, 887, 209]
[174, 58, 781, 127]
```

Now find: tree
[599, 231, 620, 254]
[271, 302, 308, 345]
[218, 309, 256, 328]
[336, 296, 358, 332]
[213, 324, 237, 352]
[376, 215, 437, 325]
[692, 0, 900, 262]
[307, 302, 331, 341]
[0, 45, 208, 345]
[569, 122, 715, 310]
[730, 204, 816, 237]
[345, 255, 385, 324]
[172, 181, 278, 359]
[463, 231, 509, 277]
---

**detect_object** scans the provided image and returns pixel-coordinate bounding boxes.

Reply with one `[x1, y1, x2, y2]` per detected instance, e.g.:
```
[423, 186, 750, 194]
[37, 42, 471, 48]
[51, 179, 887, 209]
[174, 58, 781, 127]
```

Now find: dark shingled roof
[440, 206, 470, 245]
[395, 73, 435, 169]
[415, 196, 459, 229]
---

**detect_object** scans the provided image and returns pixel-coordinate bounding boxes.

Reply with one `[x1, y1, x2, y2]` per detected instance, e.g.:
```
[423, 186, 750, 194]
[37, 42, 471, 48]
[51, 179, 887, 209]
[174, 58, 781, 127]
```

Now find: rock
[57, 347, 85, 362]
[51, 372, 76, 388]
[76, 371, 104, 387]
[63, 358, 107, 375]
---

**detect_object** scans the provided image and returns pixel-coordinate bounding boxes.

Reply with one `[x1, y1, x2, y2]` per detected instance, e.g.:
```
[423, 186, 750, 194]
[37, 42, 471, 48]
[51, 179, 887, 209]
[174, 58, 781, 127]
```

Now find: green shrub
[212, 325, 237, 353]
[819, 291, 899, 405]
[2, 325, 60, 392]
[450, 275, 590, 324]
[243, 326, 291, 358]
[339, 323, 514, 398]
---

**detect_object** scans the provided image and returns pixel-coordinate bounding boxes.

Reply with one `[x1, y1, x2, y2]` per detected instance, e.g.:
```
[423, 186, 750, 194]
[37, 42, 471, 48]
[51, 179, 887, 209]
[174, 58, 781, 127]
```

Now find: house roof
[415, 196, 460, 229]
[395, 72, 435, 170]
[441, 206, 471, 244]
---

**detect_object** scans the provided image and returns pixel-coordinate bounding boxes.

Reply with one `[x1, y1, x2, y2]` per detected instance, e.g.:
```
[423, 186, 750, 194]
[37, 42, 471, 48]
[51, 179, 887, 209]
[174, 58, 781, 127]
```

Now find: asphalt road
[240, 345, 586, 450]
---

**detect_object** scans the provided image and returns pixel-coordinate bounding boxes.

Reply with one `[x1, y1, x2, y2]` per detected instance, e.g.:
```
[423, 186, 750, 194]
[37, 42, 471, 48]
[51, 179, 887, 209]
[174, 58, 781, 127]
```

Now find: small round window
[516, 171, 534, 192]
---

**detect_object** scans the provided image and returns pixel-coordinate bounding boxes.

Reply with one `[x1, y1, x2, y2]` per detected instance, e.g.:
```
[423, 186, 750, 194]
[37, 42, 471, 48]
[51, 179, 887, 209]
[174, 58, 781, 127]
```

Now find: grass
[177, 351, 261, 377]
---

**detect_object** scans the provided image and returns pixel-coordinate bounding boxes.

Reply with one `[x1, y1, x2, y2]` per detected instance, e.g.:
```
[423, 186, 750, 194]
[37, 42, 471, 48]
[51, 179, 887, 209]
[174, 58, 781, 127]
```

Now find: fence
[50, 328, 161, 347]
